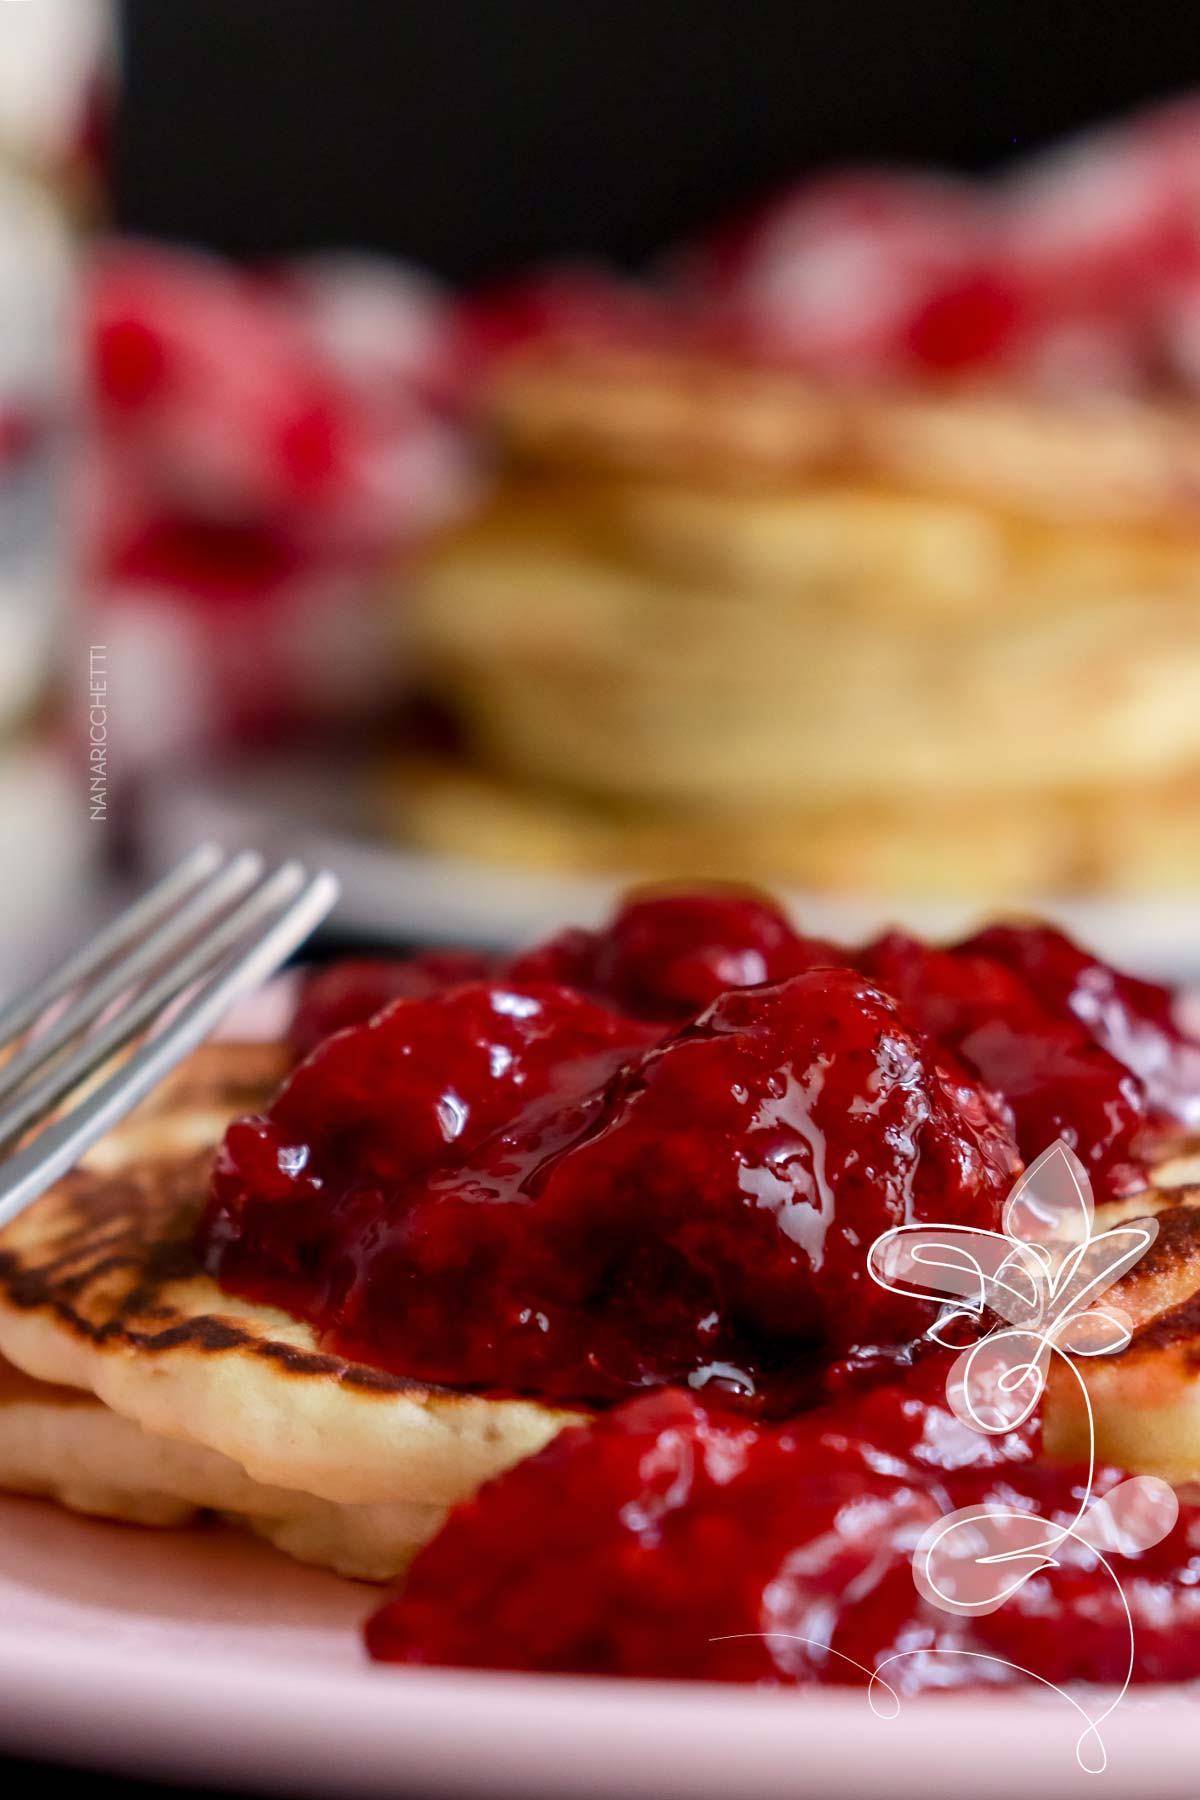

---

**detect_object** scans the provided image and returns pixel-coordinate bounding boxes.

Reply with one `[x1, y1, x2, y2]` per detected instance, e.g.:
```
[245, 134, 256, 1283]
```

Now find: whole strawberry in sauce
[505, 889, 845, 1022]
[960, 921, 1200, 1130]
[205, 980, 651, 1322]
[862, 931, 1149, 1199]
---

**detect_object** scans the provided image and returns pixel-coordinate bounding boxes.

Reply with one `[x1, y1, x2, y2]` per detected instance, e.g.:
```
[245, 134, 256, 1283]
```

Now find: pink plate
[0, 1493, 1197, 1798]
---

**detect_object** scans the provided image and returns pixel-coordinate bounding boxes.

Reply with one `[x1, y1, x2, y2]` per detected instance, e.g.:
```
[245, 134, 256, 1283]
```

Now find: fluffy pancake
[487, 346, 845, 489]
[382, 754, 1076, 894]
[488, 343, 1200, 527]
[0, 1353, 444, 1579]
[604, 480, 1200, 613]
[417, 478, 1200, 630]
[0, 1043, 581, 1576]
[383, 753, 1200, 899]
[412, 526, 1200, 805]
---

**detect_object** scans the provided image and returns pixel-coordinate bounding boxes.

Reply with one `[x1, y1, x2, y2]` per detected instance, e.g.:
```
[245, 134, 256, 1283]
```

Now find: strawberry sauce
[202, 900, 1019, 1404]
[202, 892, 1199, 1406]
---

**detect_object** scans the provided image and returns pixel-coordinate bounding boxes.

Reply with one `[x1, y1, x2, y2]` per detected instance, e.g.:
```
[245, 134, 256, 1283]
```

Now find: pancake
[487, 345, 845, 489]
[488, 343, 1200, 527]
[0, 1353, 444, 1580]
[383, 752, 1200, 899]
[1044, 1151, 1200, 1485]
[0, 1043, 582, 1578]
[604, 480, 1019, 610]
[604, 480, 1200, 612]
[415, 478, 1200, 629]
[412, 545, 1200, 806]
[382, 754, 1078, 895]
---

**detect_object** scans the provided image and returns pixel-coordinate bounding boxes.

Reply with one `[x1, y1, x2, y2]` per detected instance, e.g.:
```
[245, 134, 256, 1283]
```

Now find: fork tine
[0, 848, 266, 1105]
[0, 868, 339, 1231]
[0, 860, 313, 1150]
[0, 844, 226, 1045]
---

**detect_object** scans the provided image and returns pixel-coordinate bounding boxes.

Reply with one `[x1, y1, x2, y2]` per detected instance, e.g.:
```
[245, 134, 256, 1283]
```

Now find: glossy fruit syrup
[203, 927, 1019, 1402]
[202, 890, 1200, 1406]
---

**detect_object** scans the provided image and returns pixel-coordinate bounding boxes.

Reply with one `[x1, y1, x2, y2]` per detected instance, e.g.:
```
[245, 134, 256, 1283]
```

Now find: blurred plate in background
[140, 756, 1200, 978]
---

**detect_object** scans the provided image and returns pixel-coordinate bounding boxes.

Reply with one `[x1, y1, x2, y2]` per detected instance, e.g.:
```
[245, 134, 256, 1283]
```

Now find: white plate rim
[140, 764, 1200, 978]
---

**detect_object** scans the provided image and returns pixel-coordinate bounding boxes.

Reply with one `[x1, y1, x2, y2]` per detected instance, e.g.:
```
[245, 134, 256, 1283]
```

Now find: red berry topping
[506, 889, 845, 1022]
[291, 950, 495, 1057]
[204, 980, 649, 1324]
[903, 268, 1028, 372]
[961, 922, 1200, 1129]
[203, 965, 1016, 1404]
[201, 893, 1200, 1410]
[366, 1377, 1200, 1688]
[862, 930, 1149, 1196]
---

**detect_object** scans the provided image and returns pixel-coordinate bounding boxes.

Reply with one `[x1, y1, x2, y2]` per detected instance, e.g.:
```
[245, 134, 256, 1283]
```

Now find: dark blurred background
[117, 0, 1200, 278]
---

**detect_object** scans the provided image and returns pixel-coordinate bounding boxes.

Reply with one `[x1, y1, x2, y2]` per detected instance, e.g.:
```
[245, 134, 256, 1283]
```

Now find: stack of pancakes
[389, 344, 1200, 895]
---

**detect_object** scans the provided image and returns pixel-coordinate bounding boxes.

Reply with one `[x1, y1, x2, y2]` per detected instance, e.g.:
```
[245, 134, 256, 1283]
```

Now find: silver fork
[0, 845, 339, 1230]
